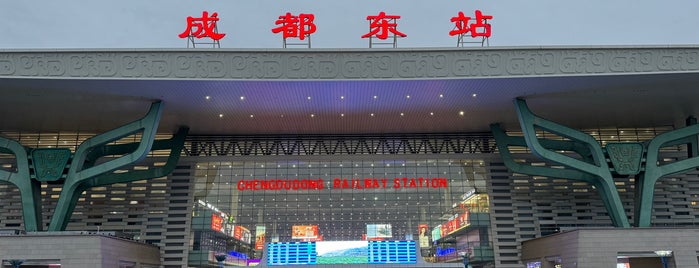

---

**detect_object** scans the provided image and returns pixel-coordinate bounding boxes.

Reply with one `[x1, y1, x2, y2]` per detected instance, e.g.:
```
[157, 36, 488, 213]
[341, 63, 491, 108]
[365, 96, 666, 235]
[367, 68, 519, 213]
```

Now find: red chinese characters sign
[272, 13, 317, 40]
[361, 12, 406, 40]
[449, 10, 493, 38]
[178, 10, 493, 44]
[179, 11, 226, 41]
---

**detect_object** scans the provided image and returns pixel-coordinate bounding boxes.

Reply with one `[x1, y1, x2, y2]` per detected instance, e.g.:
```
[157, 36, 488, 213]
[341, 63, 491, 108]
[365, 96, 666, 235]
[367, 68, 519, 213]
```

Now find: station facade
[0, 47, 699, 268]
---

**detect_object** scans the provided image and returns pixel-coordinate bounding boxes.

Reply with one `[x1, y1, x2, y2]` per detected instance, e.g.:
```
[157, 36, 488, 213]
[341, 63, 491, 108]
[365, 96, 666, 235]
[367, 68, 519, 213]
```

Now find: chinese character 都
[178, 11, 226, 41]
[449, 10, 492, 38]
[361, 11, 406, 40]
[272, 13, 317, 40]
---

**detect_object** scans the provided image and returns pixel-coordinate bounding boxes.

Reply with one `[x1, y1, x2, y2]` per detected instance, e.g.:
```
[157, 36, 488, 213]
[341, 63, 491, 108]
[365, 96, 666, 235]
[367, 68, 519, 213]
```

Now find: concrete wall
[522, 228, 699, 268]
[0, 233, 160, 268]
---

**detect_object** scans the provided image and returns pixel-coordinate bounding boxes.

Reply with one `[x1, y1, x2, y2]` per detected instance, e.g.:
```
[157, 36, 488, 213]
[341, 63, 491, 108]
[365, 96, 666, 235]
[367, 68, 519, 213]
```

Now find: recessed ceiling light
[340, 96, 345, 99]
[439, 94, 444, 98]
[400, 112, 404, 116]
[205, 96, 211, 100]
[406, 95, 410, 99]
[459, 111, 465, 116]
[373, 95, 378, 99]
[250, 114, 254, 118]
[430, 112, 434, 116]
[307, 96, 311, 100]
[240, 96, 245, 100]
[218, 114, 223, 118]
[472, 93, 477, 97]
[311, 114, 315, 118]
[370, 113, 375, 117]
[340, 113, 345, 117]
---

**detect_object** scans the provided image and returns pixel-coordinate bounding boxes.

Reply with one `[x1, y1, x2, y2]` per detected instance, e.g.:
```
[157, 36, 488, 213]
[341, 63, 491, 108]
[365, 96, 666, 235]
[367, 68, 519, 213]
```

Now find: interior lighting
[340, 113, 345, 117]
[406, 95, 410, 99]
[459, 111, 465, 116]
[439, 94, 444, 98]
[311, 114, 315, 118]
[307, 96, 311, 100]
[400, 112, 404, 116]
[340, 96, 345, 99]
[205, 96, 211, 100]
[430, 112, 434, 116]
[249, 114, 254, 118]
[472, 93, 477, 97]
[240, 96, 245, 100]
[218, 114, 223, 118]
[370, 113, 375, 117]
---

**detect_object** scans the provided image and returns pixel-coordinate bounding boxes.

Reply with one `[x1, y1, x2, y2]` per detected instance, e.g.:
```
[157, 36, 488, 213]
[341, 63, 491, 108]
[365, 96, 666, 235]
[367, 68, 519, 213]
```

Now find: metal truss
[184, 134, 497, 156]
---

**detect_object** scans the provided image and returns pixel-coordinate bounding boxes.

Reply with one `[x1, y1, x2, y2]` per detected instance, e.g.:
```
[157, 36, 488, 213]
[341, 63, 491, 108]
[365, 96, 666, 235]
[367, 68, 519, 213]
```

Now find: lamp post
[9, 260, 24, 268]
[654, 250, 672, 268]
[459, 251, 471, 268]
[214, 254, 227, 268]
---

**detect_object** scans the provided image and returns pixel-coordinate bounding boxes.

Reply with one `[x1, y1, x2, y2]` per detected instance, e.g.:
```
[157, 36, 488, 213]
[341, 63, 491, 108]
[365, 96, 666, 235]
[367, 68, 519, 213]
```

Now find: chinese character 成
[178, 11, 226, 41]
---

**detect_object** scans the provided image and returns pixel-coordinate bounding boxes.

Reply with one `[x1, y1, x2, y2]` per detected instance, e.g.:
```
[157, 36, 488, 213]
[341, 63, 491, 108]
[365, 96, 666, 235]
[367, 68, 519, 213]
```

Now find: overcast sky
[1, 0, 698, 49]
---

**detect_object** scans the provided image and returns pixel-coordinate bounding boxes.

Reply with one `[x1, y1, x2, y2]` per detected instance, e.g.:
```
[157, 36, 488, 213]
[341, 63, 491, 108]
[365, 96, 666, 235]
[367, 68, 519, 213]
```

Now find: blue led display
[367, 240, 417, 264]
[267, 242, 317, 266]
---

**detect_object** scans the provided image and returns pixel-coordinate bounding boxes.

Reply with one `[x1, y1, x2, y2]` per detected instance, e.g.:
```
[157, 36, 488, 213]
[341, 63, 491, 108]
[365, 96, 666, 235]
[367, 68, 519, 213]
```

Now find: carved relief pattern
[605, 143, 644, 175]
[0, 48, 696, 79]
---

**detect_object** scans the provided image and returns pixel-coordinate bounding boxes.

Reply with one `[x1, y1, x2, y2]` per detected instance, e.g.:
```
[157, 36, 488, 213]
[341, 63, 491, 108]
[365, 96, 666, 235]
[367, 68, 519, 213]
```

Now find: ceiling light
[340, 96, 345, 99]
[340, 113, 345, 117]
[307, 96, 311, 100]
[472, 93, 477, 97]
[400, 112, 404, 116]
[250, 114, 254, 118]
[373, 95, 378, 99]
[459, 111, 465, 116]
[240, 96, 245, 100]
[205, 96, 211, 100]
[430, 112, 434, 116]
[439, 94, 444, 98]
[218, 114, 223, 118]
[311, 114, 315, 118]
[406, 95, 410, 99]
[370, 113, 375, 117]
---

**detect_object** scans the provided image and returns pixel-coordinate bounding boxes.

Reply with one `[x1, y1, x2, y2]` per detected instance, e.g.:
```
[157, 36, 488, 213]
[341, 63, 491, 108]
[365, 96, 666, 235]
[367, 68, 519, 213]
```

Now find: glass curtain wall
[189, 158, 488, 267]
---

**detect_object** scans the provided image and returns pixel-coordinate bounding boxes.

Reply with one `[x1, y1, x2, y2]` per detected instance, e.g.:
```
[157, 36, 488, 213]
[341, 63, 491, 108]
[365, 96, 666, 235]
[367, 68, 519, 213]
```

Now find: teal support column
[634, 120, 699, 227]
[491, 123, 630, 227]
[511, 98, 629, 227]
[0, 140, 41, 231]
[495, 98, 699, 228]
[47, 102, 189, 231]
[0, 101, 188, 232]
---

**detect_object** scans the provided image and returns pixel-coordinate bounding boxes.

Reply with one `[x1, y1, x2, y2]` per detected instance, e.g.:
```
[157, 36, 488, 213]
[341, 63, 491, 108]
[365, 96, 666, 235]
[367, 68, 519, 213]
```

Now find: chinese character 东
[272, 13, 317, 40]
[361, 12, 406, 40]
[178, 11, 226, 41]
[449, 10, 493, 38]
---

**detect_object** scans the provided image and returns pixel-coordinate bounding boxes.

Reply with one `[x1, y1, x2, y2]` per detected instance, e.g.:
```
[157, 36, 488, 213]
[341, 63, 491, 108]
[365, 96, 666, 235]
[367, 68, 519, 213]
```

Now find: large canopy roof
[0, 46, 698, 135]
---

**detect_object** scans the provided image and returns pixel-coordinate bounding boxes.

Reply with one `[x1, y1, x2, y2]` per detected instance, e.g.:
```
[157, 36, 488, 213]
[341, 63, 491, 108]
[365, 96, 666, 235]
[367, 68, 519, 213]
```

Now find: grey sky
[1, 0, 698, 49]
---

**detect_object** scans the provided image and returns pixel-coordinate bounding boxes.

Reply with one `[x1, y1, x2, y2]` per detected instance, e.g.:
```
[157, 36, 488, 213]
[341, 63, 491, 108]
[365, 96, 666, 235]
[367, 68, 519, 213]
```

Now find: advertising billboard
[211, 214, 223, 232]
[366, 224, 392, 238]
[292, 225, 319, 239]
[234, 225, 252, 244]
[418, 224, 430, 248]
[255, 225, 266, 250]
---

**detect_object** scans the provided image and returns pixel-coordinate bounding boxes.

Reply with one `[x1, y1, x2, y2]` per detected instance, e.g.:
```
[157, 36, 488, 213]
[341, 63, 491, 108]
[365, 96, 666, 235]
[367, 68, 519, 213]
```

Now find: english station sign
[236, 177, 449, 191]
